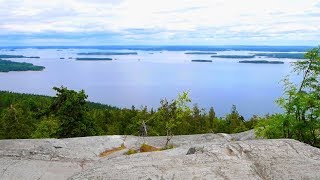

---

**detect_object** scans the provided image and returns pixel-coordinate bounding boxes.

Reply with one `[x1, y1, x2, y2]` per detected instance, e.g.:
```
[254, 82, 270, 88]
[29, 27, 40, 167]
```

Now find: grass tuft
[161, 144, 174, 150]
[99, 143, 126, 157]
[140, 143, 159, 152]
[125, 149, 138, 155]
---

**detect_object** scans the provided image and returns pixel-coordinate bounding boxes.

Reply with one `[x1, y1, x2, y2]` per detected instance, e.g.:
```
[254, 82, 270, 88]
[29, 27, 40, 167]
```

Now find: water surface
[0, 47, 302, 118]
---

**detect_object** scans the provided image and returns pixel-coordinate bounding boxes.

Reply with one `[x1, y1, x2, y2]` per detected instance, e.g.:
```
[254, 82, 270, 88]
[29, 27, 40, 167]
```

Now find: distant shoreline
[75, 58, 113, 61]
[0, 45, 313, 52]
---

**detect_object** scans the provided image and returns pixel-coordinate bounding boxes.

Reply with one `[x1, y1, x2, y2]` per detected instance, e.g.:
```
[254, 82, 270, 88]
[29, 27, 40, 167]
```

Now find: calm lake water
[0, 47, 303, 118]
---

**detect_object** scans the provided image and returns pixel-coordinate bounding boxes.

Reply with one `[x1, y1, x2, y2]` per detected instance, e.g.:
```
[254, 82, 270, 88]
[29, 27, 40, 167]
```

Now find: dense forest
[0, 89, 255, 139]
[0, 59, 45, 72]
[0, 47, 319, 147]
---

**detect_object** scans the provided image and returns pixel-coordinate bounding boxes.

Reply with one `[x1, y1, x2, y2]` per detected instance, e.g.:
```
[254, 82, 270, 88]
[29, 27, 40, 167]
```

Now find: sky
[0, 0, 319, 46]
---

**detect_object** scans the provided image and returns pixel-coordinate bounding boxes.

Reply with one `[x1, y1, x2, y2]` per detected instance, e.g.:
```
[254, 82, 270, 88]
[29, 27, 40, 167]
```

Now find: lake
[0, 46, 306, 119]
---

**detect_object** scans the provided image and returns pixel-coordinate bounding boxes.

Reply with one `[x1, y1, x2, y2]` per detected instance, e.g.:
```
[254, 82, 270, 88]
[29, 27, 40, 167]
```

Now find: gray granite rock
[0, 130, 319, 180]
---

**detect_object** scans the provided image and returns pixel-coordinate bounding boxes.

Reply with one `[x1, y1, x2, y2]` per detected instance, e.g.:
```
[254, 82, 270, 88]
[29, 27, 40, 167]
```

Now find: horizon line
[0, 45, 316, 47]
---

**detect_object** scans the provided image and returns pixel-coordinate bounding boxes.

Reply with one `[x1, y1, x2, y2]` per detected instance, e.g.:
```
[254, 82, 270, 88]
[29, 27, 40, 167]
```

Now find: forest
[0, 47, 319, 147]
[0, 89, 255, 139]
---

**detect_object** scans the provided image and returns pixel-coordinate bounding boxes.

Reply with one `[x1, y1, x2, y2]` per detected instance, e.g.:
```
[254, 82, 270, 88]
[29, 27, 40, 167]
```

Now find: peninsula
[0, 59, 45, 72]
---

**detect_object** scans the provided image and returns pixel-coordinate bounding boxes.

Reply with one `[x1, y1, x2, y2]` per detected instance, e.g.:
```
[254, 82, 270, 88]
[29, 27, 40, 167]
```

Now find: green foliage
[255, 114, 292, 139]
[32, 116, 60, 138]
[0, 88, 259, 139]
[0, 59, 45, 72]
[255, 47, 320, 147]
[0, 105, 34, 139]
[51, 86, 101, 138]
[225, 105, 248, 133]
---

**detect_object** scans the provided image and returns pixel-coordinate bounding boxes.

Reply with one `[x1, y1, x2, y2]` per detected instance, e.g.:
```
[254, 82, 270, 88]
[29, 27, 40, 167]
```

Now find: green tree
[256, 47, 320, 147]
[0, 105, 33, 139]
[255, 114, 293, 139]
[225, 105, 247, 133]
[51, 86, 100, 138]
[150, 91, 192, 145]
[32, 116, 60, 138]
[208, 107, 216, 130]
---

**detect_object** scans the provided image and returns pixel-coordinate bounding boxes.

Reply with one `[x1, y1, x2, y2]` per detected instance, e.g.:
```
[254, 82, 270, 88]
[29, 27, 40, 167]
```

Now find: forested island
[191, 59, 213, 62]
[253, 53, 305, 59]
[239, 60, 284, 64]
[76, 58, 113, 61]
[0, 59, 45, 72]
[211, 55, 255, 58]
[185, 52, 217, 55]
[0, 55, 40, 58]
[77, 52, 138, 55]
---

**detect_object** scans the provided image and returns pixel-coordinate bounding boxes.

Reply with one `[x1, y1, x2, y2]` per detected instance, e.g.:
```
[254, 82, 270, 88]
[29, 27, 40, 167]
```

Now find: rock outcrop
[0, 130, 320, 180]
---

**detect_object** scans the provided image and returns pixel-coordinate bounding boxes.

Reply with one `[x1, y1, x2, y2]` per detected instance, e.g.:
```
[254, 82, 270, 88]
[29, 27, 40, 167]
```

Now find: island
[239, 60, 284, 64]
[0, 55, 40, 58]
[77, 52, 138, 55]
[76, 58, 113, 61]
[211, 55, 255, 58]
[185, 52, 217, 55]
[191, 59, 213, 62]
[253, 53, 305, 59]
[0, 59, 45, 72]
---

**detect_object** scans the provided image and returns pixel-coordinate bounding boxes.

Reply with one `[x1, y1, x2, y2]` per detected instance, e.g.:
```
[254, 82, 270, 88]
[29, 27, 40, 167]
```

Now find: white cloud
[0, 0, 319, 45]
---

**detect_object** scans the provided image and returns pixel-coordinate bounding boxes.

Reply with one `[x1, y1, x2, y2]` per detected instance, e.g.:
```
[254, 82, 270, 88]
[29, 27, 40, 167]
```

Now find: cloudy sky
[0, 0, 319, 46]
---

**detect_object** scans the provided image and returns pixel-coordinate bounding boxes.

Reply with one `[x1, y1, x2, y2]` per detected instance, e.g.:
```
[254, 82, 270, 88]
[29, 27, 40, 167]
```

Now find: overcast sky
[0, 0, 319, 46]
